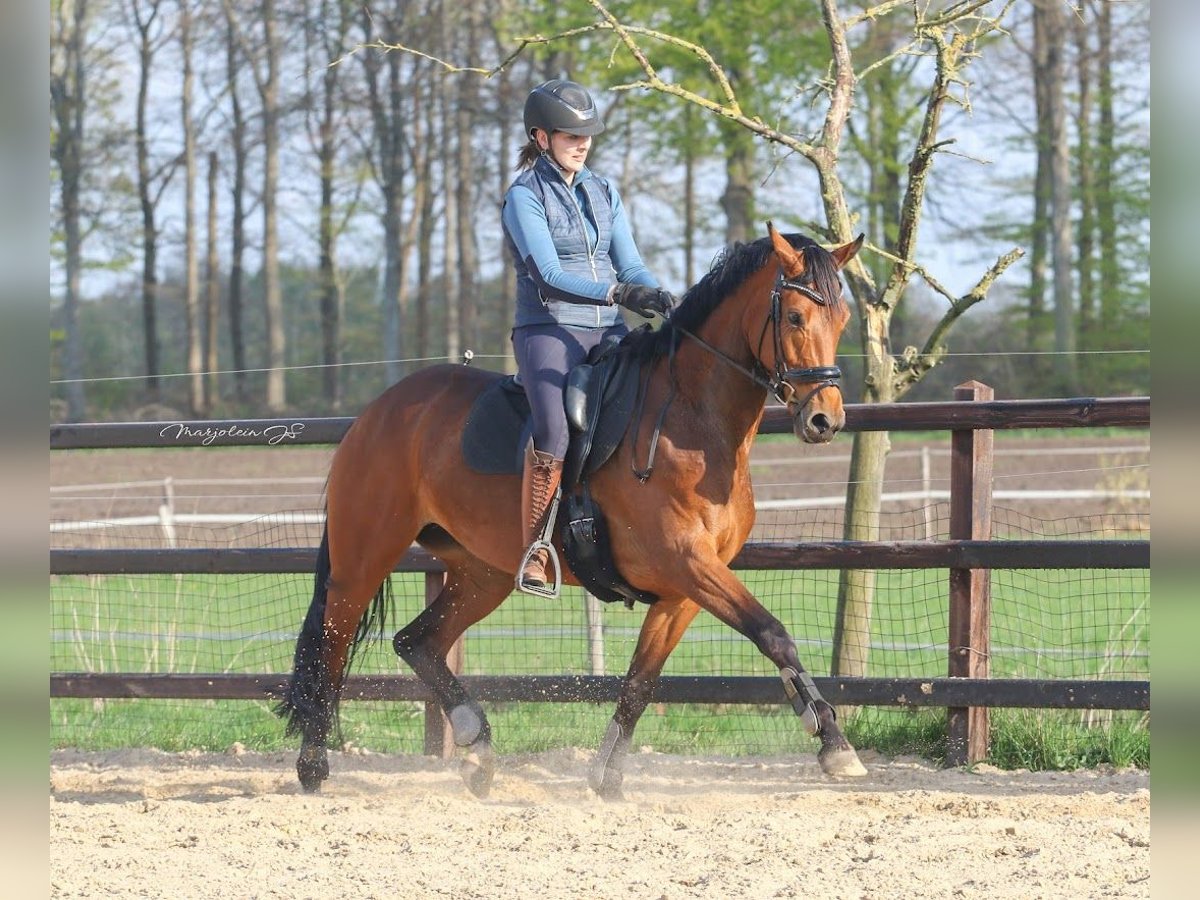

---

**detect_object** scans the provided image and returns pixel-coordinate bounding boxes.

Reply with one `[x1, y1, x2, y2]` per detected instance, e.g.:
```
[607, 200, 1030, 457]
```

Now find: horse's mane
[624, 232, 846, 363]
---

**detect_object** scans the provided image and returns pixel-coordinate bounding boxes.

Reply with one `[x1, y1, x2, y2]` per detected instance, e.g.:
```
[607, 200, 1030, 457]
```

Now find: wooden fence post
[585, 593, 606, 676]
[946, 381, 994, 766]
[421, 570, 462, 757]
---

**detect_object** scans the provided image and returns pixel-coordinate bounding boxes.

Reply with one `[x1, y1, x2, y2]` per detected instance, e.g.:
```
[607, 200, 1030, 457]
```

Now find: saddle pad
[461, 376, 531, 475]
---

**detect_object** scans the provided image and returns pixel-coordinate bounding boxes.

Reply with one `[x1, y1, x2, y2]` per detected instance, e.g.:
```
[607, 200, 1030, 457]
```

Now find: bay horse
[278, 223, 867, 799]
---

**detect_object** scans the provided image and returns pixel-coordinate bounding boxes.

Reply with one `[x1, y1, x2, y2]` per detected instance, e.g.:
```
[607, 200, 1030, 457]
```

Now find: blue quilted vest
[505, 157, 622, 329]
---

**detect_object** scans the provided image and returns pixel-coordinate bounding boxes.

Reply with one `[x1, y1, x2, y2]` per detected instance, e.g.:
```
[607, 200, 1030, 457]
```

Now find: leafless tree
[124, 0, 173, 403]
[50, 0, 92, 421]
[1033, 0, 1078, 393]
[368, 0, 1023, 684]
[204, 150, 220, 412]
[224, 0, 287, 411]
[179, 0, 204, 415]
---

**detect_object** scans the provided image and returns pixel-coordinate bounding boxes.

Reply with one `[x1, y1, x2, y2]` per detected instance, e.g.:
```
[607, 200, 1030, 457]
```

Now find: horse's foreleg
[591, 597, 701, 800]
[683, 558, 867, 779]
[392, 558, 511, 798]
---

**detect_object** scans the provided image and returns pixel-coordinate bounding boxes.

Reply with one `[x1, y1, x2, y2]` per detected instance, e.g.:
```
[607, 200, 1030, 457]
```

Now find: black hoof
[297, 752, 329, 792]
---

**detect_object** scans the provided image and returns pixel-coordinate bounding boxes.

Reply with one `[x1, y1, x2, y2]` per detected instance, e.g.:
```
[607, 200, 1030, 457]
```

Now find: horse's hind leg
[590, 597, 701, 800]
[282, 516, 419, 792]
[392, 549, 512, 798]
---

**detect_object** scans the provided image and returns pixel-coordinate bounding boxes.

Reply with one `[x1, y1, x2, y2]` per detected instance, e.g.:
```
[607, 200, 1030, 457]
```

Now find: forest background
[49, 0, 1149, 422]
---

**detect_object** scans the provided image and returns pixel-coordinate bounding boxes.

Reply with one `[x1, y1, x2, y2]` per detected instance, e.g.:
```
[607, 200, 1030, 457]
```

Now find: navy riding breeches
[511, 321, 628, 459]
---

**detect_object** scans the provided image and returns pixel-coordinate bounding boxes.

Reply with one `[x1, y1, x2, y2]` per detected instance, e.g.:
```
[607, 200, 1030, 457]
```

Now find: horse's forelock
[797, 240, 847, 320]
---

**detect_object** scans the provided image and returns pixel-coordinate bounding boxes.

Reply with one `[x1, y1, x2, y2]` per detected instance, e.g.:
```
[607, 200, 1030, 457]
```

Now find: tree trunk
[225, 11, 248, 404]
[455, 7, 479, 356]
[51, 0, 88, 421]
[1041, 0, 1078, 393]
[1029, 3, 1051, 352]
[683, 105, 696, 288]
[831, 304, 893, 682]
[492, 46, 515, 369]
[416, 69, 435, 361]
[180, 0, 203, 417]
[363, 5, 413, 386]
[317, 8, 341, 411]
[438, 3, 460, 362]
[204, 151, 220, 414]
[1073, 6, 1096, 368]
[132, 0, 161, 403]
[1095, 0, 1118, 337]
[261, 0, 287, 412]
[719, 123, 755, 244]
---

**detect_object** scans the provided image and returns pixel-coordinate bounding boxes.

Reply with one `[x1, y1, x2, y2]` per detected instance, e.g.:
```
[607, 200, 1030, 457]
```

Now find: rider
[502, 78, 676, 596]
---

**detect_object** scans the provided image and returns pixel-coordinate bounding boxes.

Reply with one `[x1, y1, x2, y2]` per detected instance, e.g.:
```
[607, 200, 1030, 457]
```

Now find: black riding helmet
[523, 79, 605, 138]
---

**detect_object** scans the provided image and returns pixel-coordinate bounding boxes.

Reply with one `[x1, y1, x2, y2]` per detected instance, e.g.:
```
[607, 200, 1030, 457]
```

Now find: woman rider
[502, 79, 676, 596]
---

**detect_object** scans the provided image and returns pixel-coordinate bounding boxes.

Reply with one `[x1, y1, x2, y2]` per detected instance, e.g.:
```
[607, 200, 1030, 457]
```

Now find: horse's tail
[275, 523, 392, 741]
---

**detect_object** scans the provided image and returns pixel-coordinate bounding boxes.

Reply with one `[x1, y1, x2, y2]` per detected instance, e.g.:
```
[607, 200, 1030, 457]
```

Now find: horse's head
[751, 223, 861, 444]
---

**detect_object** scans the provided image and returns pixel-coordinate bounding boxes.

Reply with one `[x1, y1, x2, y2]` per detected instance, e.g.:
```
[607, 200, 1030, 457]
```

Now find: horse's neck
[674, 267, 774, 451]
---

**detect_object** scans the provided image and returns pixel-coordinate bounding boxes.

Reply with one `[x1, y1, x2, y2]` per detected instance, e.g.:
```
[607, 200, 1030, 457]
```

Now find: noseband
[675, 269, 842, 411]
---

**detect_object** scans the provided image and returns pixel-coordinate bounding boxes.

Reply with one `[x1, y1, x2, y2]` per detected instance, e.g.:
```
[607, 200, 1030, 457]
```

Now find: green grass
[50, 568, 1149, 769]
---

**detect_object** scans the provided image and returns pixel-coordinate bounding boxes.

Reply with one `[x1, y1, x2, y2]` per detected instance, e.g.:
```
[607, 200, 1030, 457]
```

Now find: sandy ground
[50, 748, 1149, 899]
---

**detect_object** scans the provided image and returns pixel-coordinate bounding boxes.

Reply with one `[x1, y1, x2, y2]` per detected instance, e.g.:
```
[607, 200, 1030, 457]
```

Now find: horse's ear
[831, 233, 865, 270]
[767, 221, 802, 272]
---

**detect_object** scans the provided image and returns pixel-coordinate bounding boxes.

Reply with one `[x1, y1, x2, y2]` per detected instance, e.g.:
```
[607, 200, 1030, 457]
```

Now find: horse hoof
[297, 753, 329, 792]
[588, 766, 624, 801]
[818, 745, 868, 778]
[460, 744, 495, 799]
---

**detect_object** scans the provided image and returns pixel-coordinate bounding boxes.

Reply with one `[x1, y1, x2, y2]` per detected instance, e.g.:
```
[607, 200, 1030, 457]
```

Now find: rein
[628, 268, 842, 482]
[679, 269, 843, 407]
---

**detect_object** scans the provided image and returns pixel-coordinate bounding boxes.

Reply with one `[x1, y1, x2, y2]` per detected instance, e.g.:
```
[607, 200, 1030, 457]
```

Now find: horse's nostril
[810, 413, 831, 435]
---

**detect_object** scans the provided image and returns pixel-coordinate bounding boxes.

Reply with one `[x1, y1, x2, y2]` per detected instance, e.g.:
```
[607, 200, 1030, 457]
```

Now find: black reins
[629, 268, 842, 482]
[680, 269, 843, 407]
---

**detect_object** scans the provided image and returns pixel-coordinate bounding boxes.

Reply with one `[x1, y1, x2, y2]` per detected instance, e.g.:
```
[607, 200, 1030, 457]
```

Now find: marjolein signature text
[159, 422, 306, 446]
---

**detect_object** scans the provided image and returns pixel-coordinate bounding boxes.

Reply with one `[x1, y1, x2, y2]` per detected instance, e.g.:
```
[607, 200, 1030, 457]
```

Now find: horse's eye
[787, 310, 803, 327]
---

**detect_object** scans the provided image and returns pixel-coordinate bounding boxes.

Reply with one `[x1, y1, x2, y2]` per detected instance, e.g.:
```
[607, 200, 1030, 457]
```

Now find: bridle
[675, 268, 843, 409]
[630, 266, 842, 482]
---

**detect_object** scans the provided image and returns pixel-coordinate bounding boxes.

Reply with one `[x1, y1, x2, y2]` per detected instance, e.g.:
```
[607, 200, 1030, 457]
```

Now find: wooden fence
[50, 386, 1150, 766]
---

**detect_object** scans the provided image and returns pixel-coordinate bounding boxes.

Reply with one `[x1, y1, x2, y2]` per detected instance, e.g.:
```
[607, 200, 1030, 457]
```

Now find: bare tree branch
[893, 246, 1025, 395]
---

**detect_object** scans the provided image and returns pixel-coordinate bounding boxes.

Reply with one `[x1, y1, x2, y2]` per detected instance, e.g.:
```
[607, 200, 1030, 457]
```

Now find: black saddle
[461, 337, 637, 489]
[460, 338, 657, 607]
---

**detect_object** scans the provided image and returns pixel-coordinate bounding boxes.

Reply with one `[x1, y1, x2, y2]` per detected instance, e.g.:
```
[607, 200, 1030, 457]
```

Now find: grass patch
[987, 709, 1149, 770]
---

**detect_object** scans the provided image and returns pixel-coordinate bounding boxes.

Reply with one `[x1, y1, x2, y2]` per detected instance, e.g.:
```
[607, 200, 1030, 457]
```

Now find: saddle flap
[562, 348, 640, 489]
[564, 364, 592, 433]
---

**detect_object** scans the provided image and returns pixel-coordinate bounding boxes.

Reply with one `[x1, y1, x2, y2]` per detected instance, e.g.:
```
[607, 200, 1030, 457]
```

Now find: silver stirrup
[516, 488, 563, 599]
[516, 539, 562, 599]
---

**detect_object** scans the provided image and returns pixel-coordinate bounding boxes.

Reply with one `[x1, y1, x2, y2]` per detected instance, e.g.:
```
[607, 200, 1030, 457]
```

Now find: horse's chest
[701, 468, 756, 558]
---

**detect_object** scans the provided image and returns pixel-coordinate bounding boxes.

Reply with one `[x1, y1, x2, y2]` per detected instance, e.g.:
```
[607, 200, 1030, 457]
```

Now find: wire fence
[49, 505, 1150, 755]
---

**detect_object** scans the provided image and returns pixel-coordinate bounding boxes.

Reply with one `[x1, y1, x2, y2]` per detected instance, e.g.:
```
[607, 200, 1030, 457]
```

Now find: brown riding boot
[518, 443, 564, 592]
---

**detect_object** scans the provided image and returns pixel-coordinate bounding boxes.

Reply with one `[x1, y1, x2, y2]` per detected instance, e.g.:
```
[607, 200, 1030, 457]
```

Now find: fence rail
[51, 673, 1148, 711]
[50, 540, 1149, 575]
[49, 395, 1150, 449]
[50, 389, 1151, 766]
